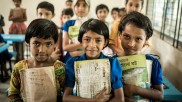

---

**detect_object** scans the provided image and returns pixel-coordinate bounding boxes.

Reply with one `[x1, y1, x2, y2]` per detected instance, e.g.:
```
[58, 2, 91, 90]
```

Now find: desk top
[1, 34, 25, 42]
[0, 43, 10, 53]
[163, 76, 182, 101]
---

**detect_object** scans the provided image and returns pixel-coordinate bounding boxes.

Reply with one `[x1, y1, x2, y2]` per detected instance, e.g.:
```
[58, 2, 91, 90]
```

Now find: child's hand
[51, 48, 61, 61]
[123, 83, 136, 97]
[95, 88, 110, 102]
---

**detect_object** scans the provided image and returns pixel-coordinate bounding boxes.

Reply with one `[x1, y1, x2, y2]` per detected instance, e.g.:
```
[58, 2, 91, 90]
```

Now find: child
[95, 4, 110, 27]
[119, 8, 126, 19]
[111, 7, 120, 23]
[8, 19, 65, 102]
[9, 0, 27, 34]
[65, 0, 73, 9]
[60, 8, 74, 27]
[62, 0, 90, 63]
[95, 4, 113, 56]
[63, 18, 124, 102]
[0, 14, 5, 34]
[118, 11, 163, 101]
[36, 1, 63, 61]
[109, 0, 145, 56]
[36, 1, 55, 21]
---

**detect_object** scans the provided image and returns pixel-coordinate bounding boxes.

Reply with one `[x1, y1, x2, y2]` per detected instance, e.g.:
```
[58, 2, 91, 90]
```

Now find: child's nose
[128, 40, 135, 47]
[89, 40, 96, 48]
[39, 45, 46, 52]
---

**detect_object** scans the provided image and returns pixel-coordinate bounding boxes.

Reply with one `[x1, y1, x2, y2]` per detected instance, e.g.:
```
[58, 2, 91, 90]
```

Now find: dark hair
[25, 19, 58, 43]
[37, 1, 55, 15]
[118, 11, 153, 40]
[13, 0, 21, 3]
[95, 4, 109, 14]
[125, 0, 144, 9]
[61, 8, 74, 17]
[119, 7, 126, 12]
[111, 7, 119, 14]
[78, 18, 109, 46]
[66, 0, 73, 2]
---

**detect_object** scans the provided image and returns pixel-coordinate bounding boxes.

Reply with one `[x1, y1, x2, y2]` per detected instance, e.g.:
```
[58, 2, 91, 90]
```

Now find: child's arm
[63, 87, 110, 102]
[109, 88, 125, 102]
[21, 8, 27, 22]
[8, 9, 14, 21]
[123, 84, 163, 101]
[69, 50, 84, 57]
[63, 31, 82, 52]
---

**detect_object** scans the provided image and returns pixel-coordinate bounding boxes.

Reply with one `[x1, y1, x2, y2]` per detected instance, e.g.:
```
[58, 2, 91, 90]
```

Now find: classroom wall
[0, 0, 147, 34]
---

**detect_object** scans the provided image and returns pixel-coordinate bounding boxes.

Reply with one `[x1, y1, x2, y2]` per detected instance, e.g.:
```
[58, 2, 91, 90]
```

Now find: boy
[65, 0, 73, 9]
[36, 1, 63, 61]
[60, 8, 74, 27]
[109, 0, 145, 56]
[8, 19, 65, 102]
[95, 4, 110, 27]
[118, 11, 163, 101]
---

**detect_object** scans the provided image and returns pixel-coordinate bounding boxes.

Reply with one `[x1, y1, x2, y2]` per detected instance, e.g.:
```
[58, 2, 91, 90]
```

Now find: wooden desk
[0, 43, 10, 82]
[163, 76, 182, 101]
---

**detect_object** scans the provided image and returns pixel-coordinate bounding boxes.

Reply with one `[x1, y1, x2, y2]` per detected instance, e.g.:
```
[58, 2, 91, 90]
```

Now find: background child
[9, 0, 27, 34]
[65, 0, 73, 9]
[119, 8, 126, 19]
[108, 0, 144, 56]
[63, 18, 124, 102]
[111, 7, 120, 23]
[60, 8, 74, 27]
[62, 0, 90, 63]
[95, 4, 109, 27]
[95, 4, 113, 56]
[8, 0, 27, 61]
[36, 1, 63, 61]
[118, 11, 163, 101]
[0, 14, 5, 34]
[8, 19, 65, 102]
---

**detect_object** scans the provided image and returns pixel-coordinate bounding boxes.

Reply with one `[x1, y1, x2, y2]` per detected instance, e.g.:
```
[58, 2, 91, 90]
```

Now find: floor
[0, 79, 9, 102]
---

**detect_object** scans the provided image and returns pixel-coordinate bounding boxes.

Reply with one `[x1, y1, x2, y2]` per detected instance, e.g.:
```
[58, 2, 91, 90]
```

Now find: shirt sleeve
[151, 59, 163, 86]
[65, 57, 76, 88]
[109, 19, 120, 45]
[110, 57, 123, 90]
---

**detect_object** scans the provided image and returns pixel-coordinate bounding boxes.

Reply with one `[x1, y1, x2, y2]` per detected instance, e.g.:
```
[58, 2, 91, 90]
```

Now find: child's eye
[123, 35, 130, 40]
[136, 37, 143, 41]
[83, 38, 90, 42]
[46, 42, 53, 47]
[33, 43, 40, 47]
[96, 39, 102, 43]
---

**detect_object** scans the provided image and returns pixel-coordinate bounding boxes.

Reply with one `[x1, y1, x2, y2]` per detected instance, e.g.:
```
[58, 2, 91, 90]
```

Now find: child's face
[66, 1, 73, 8]
[97, 8, 108, 22]
[30, 37, 55, 62]
[13, 0, 21, 7]
[125, 0, 142, 14]
[74, 0, 89, 17]
[37, 8, 54, 20]
[62, 15, 72, 24]
[119, 10, 126, 18]
[111, 10, 119, 20]
[82, 30, 107, 60]
[120, 24, 146, 55]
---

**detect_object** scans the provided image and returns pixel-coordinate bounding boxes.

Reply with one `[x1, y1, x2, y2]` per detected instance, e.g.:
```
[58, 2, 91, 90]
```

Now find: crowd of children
[0, 0, 164, 101]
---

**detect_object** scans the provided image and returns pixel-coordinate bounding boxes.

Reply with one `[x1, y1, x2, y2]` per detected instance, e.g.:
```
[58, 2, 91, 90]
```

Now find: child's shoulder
[14, 60, 28, 71]
[146, 54, 160, 61]
[54, 60, 65, 69]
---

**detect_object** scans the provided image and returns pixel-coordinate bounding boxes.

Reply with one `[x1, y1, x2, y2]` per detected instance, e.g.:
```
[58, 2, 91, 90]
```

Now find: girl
[8, 19, 65, 102]
[63, 18, 124, 102]
[118, 11, 163, 101]
[62, 0, 90, 63]
[9, 0, 27, 34]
